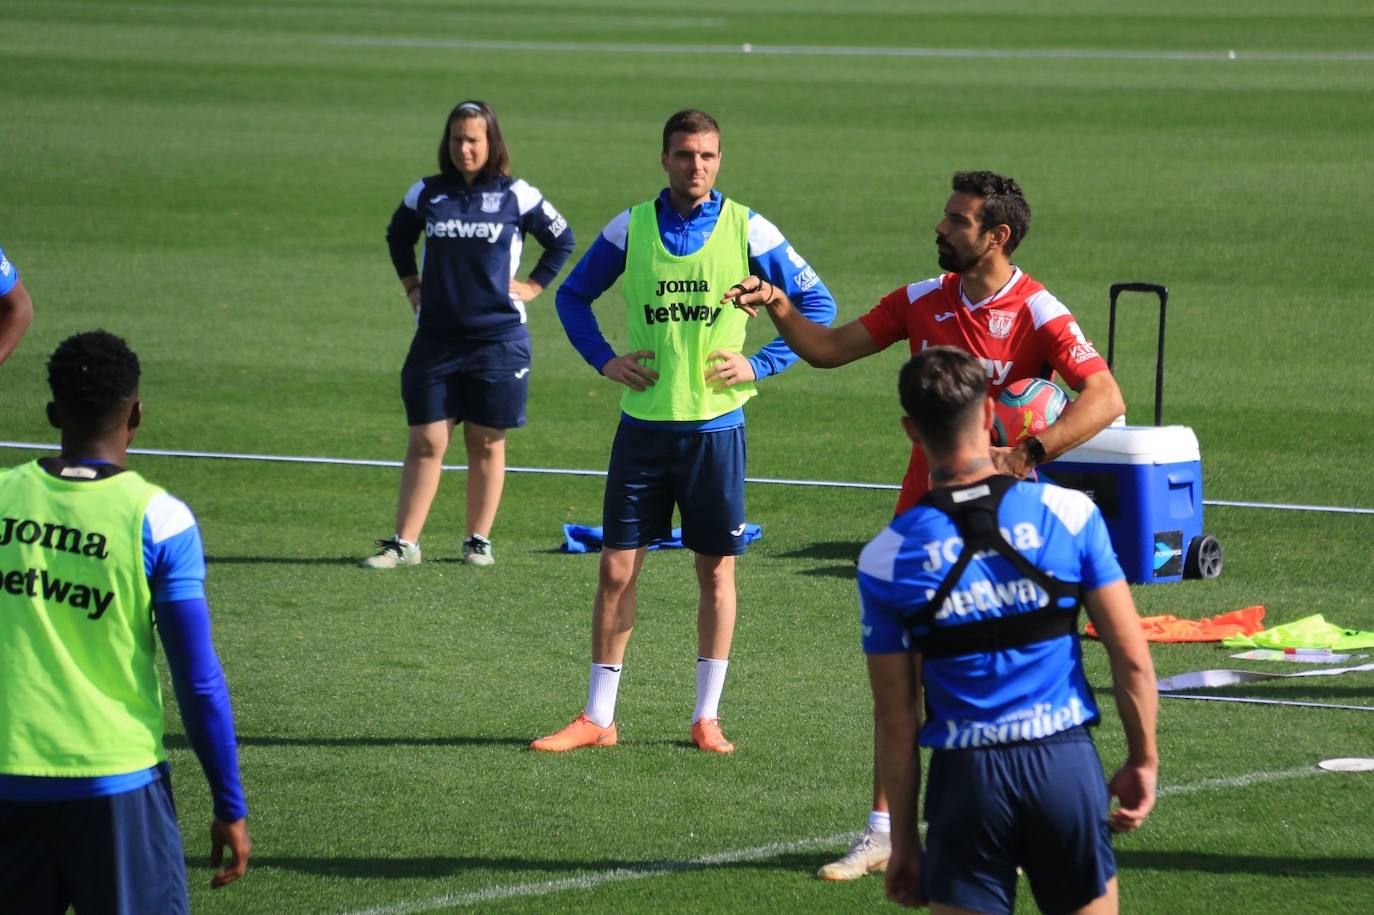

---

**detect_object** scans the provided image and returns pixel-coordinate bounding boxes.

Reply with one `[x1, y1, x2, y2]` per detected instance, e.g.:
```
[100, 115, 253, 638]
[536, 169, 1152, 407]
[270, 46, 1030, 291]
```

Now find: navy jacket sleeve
[518, 192, 575, 289]
[385, 184, 425, 279]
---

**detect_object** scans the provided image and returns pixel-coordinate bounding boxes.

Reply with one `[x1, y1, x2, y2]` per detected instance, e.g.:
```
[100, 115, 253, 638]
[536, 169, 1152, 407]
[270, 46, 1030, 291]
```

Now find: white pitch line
[3, 441, 1372, 513]
[339, 832, 853, 915]
[337, 764, 1334, 915]
[323, 36, 1374, 64]
[1157, 765, 1327, 797]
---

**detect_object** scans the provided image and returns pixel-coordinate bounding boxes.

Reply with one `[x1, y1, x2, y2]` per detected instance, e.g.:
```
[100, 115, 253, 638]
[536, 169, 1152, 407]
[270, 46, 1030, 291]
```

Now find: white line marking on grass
[3, 441, 1371, 513]
[324, 36, 1374, 64]
[339, 832, 853, 915]
[1157, 765, 1325, 798]
[337, 764, 1335, 914]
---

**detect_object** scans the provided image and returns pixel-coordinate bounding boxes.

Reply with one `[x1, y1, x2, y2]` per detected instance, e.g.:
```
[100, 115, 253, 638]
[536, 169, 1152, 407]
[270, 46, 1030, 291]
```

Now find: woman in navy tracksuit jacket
[364, 100, 574, 568]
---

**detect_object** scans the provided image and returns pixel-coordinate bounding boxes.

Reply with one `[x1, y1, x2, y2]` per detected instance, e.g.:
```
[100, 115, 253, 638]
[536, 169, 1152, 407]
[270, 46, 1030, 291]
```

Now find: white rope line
[1160, 694, 1374, 712]
[1203, 498, 1374, 515]
[323, 36, 1374, 64]
[2, 440, 1370, 513]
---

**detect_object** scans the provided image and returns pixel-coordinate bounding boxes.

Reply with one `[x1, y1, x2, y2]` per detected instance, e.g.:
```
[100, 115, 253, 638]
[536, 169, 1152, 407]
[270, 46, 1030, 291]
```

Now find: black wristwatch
[1023, 435, 1047, 467]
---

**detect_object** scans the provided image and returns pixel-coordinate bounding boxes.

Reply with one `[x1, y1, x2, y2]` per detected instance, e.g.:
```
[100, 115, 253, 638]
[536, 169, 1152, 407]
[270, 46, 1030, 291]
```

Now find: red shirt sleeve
[1038, 312, 1109, 390]
[858, 286, 913, 350]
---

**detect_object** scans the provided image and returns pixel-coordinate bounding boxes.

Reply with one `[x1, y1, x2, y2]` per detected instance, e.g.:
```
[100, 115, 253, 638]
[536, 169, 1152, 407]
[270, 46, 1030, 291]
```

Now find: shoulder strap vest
[902, 475, 1081, 659]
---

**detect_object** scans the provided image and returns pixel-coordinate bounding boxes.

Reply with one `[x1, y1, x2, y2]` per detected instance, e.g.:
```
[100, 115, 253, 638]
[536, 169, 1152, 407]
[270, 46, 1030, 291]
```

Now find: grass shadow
[164, 734, 531, 750]
[206, 555, 360, 566]
[777, 541, 864, 562]
[796, 564, 859, 580]
[218, 849, 845, 880]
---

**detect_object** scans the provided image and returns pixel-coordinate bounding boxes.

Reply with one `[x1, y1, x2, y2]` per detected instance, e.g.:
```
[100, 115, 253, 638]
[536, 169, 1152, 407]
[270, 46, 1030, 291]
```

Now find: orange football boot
[530, 712, 618, 752]
[691, 717, 735, 754]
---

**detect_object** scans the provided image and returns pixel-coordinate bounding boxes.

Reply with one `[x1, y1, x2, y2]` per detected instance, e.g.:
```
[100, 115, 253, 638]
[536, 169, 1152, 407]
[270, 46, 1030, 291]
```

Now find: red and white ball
[991, 378, 1067, 446]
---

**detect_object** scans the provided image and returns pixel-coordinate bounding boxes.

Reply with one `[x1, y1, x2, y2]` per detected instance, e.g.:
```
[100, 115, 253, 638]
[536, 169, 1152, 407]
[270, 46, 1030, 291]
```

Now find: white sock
[693, 657, 729, 723]
[868, 810, 891, 834]
[585, 663, 622, 727]
[394, 535, 415, 547]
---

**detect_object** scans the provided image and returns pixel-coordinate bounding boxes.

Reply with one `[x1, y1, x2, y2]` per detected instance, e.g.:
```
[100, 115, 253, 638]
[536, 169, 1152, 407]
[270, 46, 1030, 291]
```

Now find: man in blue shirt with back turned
[860, 346, 1157, 913]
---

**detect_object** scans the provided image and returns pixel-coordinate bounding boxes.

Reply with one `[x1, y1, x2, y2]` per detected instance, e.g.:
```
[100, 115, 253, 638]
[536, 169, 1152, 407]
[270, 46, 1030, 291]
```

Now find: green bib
[0, 461, 167, 777]
[620, 197, 756, 420]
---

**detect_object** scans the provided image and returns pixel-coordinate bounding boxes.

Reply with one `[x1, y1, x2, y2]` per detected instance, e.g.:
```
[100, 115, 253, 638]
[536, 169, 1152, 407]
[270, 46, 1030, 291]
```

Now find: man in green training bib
[536, 109, 836, 753]
[0, 331, 250, 911]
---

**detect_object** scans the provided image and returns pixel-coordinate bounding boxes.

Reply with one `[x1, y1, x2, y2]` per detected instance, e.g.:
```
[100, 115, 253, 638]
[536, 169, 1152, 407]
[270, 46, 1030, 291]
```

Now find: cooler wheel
[1184, 535, 1223, 580]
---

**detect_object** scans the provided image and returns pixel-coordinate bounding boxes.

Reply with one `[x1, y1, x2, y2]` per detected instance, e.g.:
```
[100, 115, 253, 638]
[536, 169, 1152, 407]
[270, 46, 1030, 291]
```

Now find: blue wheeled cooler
[1042, 283, 1222, 584]
[1044, 426, 1210, 583]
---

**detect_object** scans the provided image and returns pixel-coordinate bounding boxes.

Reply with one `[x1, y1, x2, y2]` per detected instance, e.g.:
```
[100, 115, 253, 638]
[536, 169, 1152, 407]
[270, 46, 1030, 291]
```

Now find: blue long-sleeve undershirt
[156, 596, 246, 821]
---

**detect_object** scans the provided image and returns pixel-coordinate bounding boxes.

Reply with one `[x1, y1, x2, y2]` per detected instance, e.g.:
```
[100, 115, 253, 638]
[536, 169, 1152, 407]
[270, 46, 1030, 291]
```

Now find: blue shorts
[400, 334, 530, 428]
[603, 421, 748, 556]
[920, 727, 1116, 914]
[0, 774, 189, 915]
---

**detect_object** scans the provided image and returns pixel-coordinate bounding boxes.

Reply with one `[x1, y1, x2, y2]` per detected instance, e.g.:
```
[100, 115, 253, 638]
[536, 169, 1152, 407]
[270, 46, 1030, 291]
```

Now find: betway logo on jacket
[426, 219, 503, 243]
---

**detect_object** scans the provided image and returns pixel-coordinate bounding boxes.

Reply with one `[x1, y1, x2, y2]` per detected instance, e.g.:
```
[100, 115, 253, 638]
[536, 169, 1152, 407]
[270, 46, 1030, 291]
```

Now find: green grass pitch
[2, 1, 1372, 912]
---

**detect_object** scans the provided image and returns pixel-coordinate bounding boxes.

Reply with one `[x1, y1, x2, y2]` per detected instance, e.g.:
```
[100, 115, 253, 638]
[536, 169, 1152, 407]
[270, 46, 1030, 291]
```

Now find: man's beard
[936, 243, 978, 274]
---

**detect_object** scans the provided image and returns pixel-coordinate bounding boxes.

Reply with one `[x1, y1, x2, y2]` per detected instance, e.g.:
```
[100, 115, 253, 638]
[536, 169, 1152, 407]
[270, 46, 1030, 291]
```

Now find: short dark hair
[47, 330, 141, 422]
[438, 100, 510, 183]
[898, 346, 988, 456]
[662, 108, 720, 152]
[951, 170, 1031, 255]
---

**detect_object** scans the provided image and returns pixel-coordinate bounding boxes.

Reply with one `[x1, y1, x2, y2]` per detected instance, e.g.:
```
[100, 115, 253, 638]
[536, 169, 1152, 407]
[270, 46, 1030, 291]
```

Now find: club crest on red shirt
[987, 309, 1015, 339]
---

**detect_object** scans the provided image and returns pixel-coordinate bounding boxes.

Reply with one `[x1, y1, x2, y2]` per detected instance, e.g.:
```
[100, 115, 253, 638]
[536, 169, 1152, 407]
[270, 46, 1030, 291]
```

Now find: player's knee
[598, 551, 640, 593]
[694, 555, 734, 589]
[407, 425, 449, 459]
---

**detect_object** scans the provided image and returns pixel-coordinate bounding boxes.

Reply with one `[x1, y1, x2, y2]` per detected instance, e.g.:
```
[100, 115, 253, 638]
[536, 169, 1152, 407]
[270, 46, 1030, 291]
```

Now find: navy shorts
[0, 775, 189, 915]
[400, 334, 530, 428]
[603, 421, 748, 556]
[920, 727, 1116, 914]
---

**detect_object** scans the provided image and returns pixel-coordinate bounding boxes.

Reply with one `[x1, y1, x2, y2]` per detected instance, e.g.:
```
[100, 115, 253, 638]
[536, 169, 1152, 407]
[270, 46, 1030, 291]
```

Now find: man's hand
[990, 444, 1035, 479]
[601, 351, 659, 391]
[704, 350, 756, 390]
[884, 846, 927, 908]
[406, 286, 421, 315]
[509, 278, 543, 303]
[720, 276, 779, 318]
[1107, 762, 1158, 833]
[210, 817, 251, 888]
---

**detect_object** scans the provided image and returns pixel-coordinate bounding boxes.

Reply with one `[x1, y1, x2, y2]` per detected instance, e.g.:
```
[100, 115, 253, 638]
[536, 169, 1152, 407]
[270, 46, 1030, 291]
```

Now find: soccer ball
[991, 378, 1067, 446]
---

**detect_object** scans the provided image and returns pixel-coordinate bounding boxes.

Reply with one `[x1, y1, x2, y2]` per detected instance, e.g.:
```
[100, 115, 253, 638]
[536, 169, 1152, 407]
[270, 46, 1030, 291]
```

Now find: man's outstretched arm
[723, 279, 880, 368]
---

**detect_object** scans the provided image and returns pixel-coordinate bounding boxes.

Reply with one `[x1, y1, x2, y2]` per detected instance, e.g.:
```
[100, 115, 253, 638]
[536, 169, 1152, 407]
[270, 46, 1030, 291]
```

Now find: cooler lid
[1055, 425, 1201, 465]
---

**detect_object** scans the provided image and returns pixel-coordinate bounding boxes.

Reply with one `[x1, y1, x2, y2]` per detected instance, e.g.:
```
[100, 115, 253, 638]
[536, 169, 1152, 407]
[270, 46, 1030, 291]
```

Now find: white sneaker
[360, 538, 420, 569]
[462, 535, 494, 566]
[816, 826, 891, 881]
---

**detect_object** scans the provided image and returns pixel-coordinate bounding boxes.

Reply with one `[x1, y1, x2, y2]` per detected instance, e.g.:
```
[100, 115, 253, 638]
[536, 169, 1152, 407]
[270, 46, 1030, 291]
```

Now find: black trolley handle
[1107, 282, 1168, 426]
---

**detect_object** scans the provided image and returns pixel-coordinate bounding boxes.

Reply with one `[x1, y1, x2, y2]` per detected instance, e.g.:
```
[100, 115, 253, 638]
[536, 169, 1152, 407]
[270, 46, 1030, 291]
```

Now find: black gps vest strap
[901, 476, 1081, 660]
